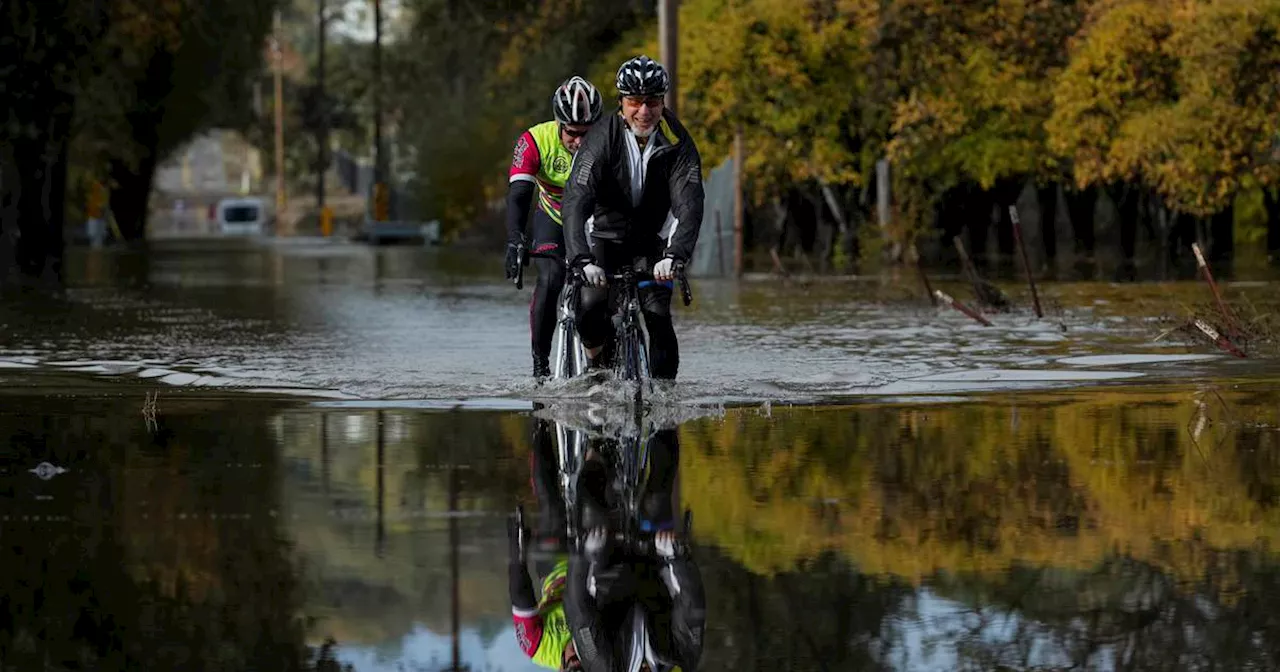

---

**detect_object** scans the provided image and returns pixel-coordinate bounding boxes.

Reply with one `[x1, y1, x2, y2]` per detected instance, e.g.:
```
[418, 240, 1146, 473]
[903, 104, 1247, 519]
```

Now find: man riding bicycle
[561, 55, 705, 380]
[506, 76, 605, 379]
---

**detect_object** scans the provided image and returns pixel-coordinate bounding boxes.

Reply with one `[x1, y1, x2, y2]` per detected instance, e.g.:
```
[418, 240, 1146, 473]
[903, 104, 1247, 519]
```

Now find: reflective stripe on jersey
[507, 121, 574, 225]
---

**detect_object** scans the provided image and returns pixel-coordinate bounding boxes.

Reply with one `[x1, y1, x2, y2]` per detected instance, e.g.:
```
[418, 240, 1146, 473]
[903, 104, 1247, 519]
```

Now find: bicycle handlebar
[581, 263, 694, 307]
[513, 245, 569, 290]
[513, 243, 527, 290]
[519, 251, 695, 308]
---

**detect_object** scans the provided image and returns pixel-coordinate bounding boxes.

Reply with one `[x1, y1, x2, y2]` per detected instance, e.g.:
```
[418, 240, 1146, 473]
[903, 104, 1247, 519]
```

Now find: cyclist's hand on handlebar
[581, 263, 606, 288]
[504, 236, 525, 281]
[653, 257, 677, 281]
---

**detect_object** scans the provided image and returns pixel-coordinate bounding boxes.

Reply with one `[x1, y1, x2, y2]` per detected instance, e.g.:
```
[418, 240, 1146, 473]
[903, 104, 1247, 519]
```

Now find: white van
[216, 197, 267, 236]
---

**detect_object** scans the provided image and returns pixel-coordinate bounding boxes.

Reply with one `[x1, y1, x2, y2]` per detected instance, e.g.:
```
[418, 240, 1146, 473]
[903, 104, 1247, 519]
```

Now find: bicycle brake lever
[674, 264, 692, 306]
[514, 243, 526, 290]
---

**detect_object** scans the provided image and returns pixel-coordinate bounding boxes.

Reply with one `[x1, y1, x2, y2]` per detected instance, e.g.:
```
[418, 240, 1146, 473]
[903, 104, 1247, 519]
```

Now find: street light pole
[368, 0, 386, 221]
[273, 9, 287, 226]
[658, 0, 678, 115]
[317, 0, 328, 211]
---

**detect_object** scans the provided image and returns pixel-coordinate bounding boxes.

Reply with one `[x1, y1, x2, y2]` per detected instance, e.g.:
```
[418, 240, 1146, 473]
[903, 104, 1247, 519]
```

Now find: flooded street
[1, 239, 1277, 404]
[3, 240, 1280, 670]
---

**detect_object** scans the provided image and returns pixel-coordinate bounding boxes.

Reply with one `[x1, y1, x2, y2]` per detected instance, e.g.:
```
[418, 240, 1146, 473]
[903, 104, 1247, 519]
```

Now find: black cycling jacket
[562, 108, 705, 267]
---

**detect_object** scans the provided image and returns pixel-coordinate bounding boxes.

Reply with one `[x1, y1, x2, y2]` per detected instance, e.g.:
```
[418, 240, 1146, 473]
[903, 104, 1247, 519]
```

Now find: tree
[0, 0, 112, 280]
[96, 0, 278, 240]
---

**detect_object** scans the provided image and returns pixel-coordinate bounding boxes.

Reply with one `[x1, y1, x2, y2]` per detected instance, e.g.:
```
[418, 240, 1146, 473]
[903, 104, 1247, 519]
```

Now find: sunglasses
[561, 125, 591, 138]
[622, 95, 664, 108]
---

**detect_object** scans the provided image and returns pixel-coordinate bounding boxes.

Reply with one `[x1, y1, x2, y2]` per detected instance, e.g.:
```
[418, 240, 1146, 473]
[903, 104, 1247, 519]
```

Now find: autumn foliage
[411, 0, 1280, 260]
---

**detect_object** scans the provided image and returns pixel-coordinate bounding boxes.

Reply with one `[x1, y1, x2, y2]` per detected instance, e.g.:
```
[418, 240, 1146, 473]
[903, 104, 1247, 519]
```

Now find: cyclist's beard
[628, 118, 656, 139]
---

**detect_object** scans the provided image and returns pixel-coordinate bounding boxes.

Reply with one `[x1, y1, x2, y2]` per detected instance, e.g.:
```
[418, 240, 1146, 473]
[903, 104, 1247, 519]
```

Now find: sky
[329, 0, 407, 43]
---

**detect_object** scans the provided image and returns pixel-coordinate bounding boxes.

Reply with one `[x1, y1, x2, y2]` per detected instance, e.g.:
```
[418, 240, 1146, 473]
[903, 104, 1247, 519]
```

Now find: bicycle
[513, 245, 589, 381]
[590, 259, 694, 408]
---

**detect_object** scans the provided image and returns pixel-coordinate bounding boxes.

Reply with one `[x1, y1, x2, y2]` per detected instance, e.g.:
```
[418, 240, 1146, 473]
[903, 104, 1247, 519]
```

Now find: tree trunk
[11, 110, 73, 281]
[1264, 189, 1280, 255]
[1037, 184, 1059, 261]
[993, 178, 1022, 259]
[1167, 210, 1196, 264]
[108, 48, 176, 242]
[1208, 205, 1233, 263]
[966, 187, 994, 269]
[109, 153, 160, 241]
[1114, 184, 1140, 261]
[1065, 187, 1097, 256]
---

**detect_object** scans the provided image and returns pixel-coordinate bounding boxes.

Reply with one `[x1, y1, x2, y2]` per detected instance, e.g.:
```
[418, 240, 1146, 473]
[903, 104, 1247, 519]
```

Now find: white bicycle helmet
[552, 76, 604, 125]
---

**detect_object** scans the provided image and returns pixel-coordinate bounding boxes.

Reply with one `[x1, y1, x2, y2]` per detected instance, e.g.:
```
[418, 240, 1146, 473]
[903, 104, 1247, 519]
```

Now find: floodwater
[2, 238, 1277, 403]
[2, 239, 1280, 671]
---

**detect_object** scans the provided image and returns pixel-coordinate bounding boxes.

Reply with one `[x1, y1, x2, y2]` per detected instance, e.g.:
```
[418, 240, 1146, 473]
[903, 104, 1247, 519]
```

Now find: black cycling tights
[530, 255, 566, 367]
[576, 241, 679, 380]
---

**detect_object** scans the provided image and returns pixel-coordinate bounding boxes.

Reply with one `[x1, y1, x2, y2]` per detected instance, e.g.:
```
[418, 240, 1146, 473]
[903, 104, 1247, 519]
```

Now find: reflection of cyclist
[509, 418, 577, 670]
[506, 76, 604, 379]
[563, 429, 707, 672]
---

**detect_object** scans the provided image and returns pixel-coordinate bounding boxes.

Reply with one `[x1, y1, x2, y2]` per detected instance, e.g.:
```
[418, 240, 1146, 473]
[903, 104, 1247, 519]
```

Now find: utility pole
[658, 0, 678, 114]
[371, 0, 388, 222]
[734, 127, 743, 277]
[273, 9, 287, 227]
[317, 0, 328, 209]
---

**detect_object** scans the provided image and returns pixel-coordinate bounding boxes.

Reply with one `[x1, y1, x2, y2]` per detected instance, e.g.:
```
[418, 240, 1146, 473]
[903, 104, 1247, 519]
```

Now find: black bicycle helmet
[615, 55, 669, 97]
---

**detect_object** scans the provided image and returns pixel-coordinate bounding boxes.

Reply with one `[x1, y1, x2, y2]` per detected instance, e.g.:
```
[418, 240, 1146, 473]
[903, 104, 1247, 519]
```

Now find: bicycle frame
[552, 280, 588, 381]
[515, 248, 589, 382]
[605, 261, 693, 387]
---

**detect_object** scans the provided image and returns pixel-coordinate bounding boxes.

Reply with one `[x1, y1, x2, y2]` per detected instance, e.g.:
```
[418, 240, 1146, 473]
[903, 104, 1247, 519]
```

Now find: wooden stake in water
[913, 246, 938, 306]
[934, 290, 993, 326]
[1191, 242, 1240, 338]
[953, 236, 1010, 310]
[1194, 318, 1246, 358]
[1009, 205, 1043, 318]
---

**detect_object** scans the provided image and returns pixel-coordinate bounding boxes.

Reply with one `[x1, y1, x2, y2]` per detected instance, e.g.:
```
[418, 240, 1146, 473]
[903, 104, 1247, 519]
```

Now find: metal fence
[688, 154, 736, 277]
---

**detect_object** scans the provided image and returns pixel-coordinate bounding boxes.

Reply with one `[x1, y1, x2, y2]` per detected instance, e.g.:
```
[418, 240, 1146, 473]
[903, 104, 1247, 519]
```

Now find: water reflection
[512, 406, 703, 672]
[0, 394, 345, 671]
[2, 381, 1280, 670]
[682, 381, 1280, 669]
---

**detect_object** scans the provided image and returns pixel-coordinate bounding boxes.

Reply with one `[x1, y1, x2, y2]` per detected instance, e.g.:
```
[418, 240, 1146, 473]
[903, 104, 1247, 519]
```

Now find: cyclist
[563, 427, 707, 672]
[506, 76, 604, 379]
[561, 55, 705, 380]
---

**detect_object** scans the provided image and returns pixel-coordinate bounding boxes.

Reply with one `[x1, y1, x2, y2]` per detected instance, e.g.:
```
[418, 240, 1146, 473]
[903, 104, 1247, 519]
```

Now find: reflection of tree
[678, 383, 1280, 669]
[680, 386, 1280, 586]
[0, 395, 350, 670]
[697, 546, 909, 671]
[274, 407, 524, 651]
[928, 553, 1280, 670]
